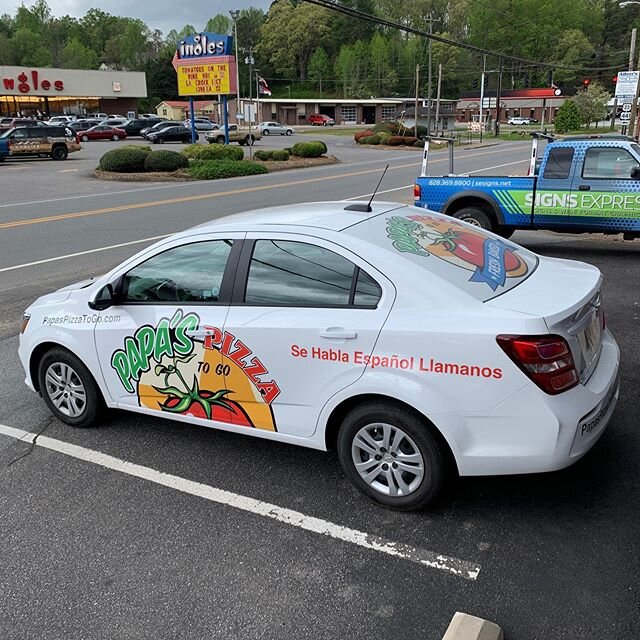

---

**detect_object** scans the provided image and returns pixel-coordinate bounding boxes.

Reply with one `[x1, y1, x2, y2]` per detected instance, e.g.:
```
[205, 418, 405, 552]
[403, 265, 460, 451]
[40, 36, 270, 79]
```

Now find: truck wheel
[452, 207, 494, 231]
[51, 145, 68, 161]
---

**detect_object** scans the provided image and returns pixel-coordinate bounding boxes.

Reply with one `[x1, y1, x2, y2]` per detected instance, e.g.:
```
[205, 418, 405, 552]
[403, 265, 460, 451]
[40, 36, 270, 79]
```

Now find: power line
[303, 0, 623, 71]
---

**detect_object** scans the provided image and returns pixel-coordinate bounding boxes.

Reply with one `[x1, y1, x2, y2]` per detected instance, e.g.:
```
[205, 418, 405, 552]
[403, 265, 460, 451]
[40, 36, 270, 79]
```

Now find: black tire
[337, 402, 447, 511]
[496, 226, 515, 239]
[81, 135, 89, 142]
[452, 206, 494, 231]
[263, 129, 270, 135]
[51, 145, 68, 161]
[37, 348, 103, 428]
[245, 135, 255, 146]
[112, 134, 119, 141]
[286, 129, 292, 136]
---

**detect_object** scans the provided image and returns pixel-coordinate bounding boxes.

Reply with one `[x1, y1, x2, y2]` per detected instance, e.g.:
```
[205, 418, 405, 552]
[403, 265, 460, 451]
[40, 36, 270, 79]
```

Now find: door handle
[578, 185, 591, 191]
[320, 327, 358, 339]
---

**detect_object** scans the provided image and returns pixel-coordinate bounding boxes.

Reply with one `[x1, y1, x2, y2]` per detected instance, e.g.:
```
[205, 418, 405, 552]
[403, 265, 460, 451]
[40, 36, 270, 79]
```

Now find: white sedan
[18, 202, 620, 510]
[252, 121, 294, 136]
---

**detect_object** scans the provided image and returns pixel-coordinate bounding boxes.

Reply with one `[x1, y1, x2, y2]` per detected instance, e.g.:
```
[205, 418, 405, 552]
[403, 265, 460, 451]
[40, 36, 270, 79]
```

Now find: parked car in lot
[252, 121, 294, 136]
[507, 116, 532, 125]
[308, 113, 335, 126]
[101, 117, 127, 127]
[45, 115, 75, 126]
[141, 120, 184, 139]
[205, 124, 259, 145]
[18, 201, 619, 510]
[77, 125, 127, 142]
[121, 118, 164, 137]
[0, 125, 80, 161]
[68, 119, 102, 132]
[0, 117, 41, 130]
[147, 125, 193, 143]
[183, 118, 219, 131]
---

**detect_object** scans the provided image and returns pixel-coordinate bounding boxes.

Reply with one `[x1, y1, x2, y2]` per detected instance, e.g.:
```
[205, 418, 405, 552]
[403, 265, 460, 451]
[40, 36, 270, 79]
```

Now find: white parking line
[0, 423, 481, 580]
[0, 234, 170, 274]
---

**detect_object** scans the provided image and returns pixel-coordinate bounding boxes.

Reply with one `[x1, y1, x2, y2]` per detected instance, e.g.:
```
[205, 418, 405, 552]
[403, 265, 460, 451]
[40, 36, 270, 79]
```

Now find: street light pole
[229, 10, 241, 124]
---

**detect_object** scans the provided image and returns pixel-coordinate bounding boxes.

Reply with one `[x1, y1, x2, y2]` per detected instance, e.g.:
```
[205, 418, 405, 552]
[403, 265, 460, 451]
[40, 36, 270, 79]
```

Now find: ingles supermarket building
[0, 65, 147, 117]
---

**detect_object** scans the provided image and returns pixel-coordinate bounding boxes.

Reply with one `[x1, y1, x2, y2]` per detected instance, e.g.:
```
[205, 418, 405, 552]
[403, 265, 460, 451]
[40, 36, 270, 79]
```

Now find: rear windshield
[346, 210, 538, 302]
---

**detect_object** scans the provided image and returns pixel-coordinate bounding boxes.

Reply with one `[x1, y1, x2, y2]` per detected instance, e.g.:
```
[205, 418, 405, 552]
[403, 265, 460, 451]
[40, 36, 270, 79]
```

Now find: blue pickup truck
[414, 134, 640, 240]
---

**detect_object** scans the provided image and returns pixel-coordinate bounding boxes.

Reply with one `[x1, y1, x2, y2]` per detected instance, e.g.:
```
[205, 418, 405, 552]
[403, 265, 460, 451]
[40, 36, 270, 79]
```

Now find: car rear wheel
[263, 129, 270, 135]
[51, 145, 68, 161]
[112, 134, 119, 141]
[452, 206, 494, 231]
[81, 135, 89, 142]
[245, 135, 255, 145]
[38, 348, 103, 428]
[337, 402, 447, 510]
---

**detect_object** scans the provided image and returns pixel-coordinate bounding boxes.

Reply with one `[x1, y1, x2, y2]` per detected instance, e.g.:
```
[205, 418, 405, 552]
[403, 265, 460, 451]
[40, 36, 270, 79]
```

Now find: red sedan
[77, 125, 127, 141]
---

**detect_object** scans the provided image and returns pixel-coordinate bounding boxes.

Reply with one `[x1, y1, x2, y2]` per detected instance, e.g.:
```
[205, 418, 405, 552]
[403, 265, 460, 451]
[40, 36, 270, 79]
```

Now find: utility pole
[479, 54, 486, 143]
[427, 13, 432, 134]
[434, 63, 442, 134]
[494, 57, 503, 137]
[626, 29, 639, 136]
[613, 28, 637, 131]
[246, 47, 254, 158]
[229, 10, 241, 123]
[415, 64, 419, 138]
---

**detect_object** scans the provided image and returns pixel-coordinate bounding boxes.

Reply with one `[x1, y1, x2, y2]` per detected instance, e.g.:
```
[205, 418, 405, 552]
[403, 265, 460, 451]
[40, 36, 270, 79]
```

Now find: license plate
[578, 312, 602, 370]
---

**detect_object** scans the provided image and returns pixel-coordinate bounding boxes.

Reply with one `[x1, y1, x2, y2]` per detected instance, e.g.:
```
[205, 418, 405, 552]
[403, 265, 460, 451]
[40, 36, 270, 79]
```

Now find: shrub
[398, 125, 427, 138]
[186, 159, 269, 180]
[182, 144, 244, 161]
[363, 135, 381, 145]
[316, 140, 328, 154]
[378, 132, 392, 145]
[120, 144, 152, 154]
[414, 139, 425, 148]
[354, 129, 374, 143]
[291, 141, 325, 157]
[271, 149, 290, 161]
[283, 147, 292, 153]
[144, 150, 189, 172]
[99, 148, 148, 173]
[372, 121, 399, 134]
[386, 135, 417, 146]
[253, 149, 273, 161]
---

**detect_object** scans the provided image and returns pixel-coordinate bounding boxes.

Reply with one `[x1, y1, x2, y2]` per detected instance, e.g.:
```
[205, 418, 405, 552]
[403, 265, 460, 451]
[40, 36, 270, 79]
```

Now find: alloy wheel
[44, 362, 87, 418]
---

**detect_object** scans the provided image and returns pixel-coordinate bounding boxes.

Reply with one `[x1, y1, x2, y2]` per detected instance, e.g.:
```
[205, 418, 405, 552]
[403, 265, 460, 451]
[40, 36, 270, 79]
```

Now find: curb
[442, 612, 504, 640]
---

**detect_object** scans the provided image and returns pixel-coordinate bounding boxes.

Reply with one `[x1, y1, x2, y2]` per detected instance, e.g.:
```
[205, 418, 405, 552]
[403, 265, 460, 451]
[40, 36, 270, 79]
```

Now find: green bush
[253, 149, 273, 161]
[414, 139, 425, 148]
[378, 132, 392, 145]
[316, 140, 328, 154]
[283, 147, 292, 153]
[398, 125, 428, 138]
[120, 144, 152, 154]
[99, 148, 148, 173]
[144, 150, 189, 172]
[372, 121, 399, 134]
[291, 141, 326, 157]
[363, 135, 381, 145]
[271, 149, 290, 161]
[186, 159, 269, 180]
[182, 144, 244, 161]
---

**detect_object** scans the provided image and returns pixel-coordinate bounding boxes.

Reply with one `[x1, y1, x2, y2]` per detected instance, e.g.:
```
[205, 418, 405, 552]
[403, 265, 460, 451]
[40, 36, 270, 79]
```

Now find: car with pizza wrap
[18, 201, 619, 510]
[414, 133, 640, 240]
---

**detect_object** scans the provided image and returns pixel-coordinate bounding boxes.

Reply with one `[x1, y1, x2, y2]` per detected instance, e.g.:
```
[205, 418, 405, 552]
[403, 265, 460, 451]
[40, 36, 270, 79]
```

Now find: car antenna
[344, 164, 389, 213]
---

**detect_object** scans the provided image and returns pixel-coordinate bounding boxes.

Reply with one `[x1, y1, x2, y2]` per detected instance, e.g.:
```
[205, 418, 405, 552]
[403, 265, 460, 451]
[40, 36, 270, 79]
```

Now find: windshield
[346, 209, 538, 302]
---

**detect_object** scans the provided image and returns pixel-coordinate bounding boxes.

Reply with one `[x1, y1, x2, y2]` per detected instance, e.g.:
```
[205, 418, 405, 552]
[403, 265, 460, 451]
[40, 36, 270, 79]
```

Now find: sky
[6, 0, 273, 36]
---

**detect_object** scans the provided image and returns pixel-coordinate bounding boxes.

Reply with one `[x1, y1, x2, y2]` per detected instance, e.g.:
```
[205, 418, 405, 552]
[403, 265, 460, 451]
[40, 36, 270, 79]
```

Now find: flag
[257, 75, 272, 96]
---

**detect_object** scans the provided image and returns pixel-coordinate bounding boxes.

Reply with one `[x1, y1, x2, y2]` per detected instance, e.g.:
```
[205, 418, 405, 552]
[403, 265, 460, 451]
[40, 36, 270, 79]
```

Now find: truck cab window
[543, 147, 574, 180]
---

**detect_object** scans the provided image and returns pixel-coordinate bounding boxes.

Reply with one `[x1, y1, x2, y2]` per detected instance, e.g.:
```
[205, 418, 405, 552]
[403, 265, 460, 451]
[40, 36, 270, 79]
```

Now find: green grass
[296, 126, 369, 136]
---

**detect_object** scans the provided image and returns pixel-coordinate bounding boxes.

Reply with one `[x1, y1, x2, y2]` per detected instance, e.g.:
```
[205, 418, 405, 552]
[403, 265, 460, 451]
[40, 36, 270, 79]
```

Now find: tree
[61, 37, 98, 69]
[259, 1, 332, 81]
[554, 100, 581, 133]
[204, 14, 230, 35]
[308, 47, 329, 93]
[573, 81, 610, 127]
[11, 27, 52, 66]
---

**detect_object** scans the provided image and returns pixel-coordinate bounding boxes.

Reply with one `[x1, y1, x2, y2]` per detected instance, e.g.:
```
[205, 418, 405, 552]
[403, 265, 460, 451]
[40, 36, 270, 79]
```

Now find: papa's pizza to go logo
[386, 214, 528, 290]
[110, 309, 280, 431]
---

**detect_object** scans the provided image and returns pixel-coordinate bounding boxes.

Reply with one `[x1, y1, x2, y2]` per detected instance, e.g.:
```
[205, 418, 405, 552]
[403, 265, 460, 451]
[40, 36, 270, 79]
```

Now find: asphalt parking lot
[0, 134, 638, 639]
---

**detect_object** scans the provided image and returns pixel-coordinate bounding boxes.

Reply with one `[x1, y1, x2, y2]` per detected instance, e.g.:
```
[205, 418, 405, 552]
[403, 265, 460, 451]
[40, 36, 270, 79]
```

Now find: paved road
[1, 138, 638, 639]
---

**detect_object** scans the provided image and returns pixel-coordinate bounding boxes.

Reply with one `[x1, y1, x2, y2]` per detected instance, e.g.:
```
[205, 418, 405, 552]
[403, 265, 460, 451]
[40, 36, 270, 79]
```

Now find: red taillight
[497, 334, 579, 395]
[413, 184, 421, 199]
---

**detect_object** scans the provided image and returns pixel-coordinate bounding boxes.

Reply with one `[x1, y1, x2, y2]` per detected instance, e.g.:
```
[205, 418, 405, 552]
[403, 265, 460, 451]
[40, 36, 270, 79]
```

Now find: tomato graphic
[445, 230, 522, 272]
[162, 390, 253, 426]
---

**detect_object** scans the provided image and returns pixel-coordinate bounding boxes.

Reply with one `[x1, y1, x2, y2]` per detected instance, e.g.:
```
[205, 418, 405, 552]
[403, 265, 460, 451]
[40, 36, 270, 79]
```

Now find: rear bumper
[443, 328, 620, 476]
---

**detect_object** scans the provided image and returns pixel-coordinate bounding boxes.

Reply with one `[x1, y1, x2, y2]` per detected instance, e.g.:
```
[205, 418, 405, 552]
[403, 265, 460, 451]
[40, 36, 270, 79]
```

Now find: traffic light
[613, 75, 618, 85]
[583, 78, 591, 91]
[524, 76, 530, 88]
[473, 78, 479, 89]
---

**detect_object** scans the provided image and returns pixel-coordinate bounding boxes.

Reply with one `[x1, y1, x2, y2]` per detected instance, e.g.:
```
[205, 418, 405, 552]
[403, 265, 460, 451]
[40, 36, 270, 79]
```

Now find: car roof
[190, 201, 407, 234]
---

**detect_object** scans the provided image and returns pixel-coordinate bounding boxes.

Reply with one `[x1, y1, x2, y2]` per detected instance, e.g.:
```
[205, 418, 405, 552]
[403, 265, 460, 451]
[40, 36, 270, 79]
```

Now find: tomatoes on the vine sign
[173, 33, 237, 97]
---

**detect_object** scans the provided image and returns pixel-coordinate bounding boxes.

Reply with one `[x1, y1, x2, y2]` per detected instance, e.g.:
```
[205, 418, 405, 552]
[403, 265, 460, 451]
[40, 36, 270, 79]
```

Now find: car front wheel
[81, 135, 89, 142]
[38, 348, 103, 428]
[112, 134, 119, 141]
[286, 129, 292, 136]
[337, 402, 447, 510]
[263, 129, 270, 135]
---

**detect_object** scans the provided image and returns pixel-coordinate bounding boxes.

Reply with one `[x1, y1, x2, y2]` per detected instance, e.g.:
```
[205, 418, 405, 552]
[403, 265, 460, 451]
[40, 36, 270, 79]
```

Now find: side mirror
[88, 283, 116, 311]
[631, 166, 640, 179]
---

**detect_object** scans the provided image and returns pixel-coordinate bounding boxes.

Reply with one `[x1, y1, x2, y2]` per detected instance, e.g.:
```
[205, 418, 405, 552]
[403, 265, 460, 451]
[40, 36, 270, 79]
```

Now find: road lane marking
[0, 423, 481, 580]
[57, 169, 78, 173]
[0, 234, 171, 274]
[0, 144, 531, 225]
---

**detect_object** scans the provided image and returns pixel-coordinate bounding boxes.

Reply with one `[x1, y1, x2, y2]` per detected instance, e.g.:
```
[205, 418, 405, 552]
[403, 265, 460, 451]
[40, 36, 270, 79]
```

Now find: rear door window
[543, 147, 574, 179]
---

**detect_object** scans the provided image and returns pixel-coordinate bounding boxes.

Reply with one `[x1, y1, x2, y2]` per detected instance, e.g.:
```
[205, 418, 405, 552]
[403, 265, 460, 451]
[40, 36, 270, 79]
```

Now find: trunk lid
[487, 255, 603, 383]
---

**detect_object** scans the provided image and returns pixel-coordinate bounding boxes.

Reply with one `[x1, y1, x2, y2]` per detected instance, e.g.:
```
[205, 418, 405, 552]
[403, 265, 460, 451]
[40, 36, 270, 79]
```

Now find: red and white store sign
[2, 69, 64, 94]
